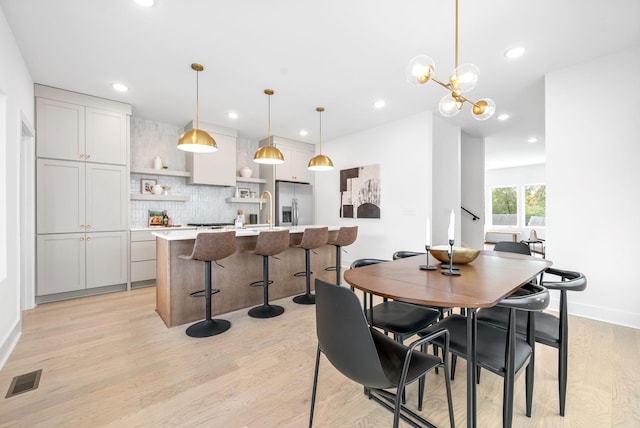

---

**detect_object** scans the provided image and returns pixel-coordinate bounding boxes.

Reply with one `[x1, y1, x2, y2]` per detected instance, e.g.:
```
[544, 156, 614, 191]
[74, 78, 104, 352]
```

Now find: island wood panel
[155, 230, 338, 327]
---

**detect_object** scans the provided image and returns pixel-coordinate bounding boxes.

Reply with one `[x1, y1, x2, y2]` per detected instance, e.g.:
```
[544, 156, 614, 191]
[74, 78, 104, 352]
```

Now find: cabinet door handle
[85, 153, 91, 159]
[80, 237, 84, 241]
[79, 153, 85, 159]
[86, 224, 91, 229]
[86, 237, 91, 241]
[80, 224, 85, 229]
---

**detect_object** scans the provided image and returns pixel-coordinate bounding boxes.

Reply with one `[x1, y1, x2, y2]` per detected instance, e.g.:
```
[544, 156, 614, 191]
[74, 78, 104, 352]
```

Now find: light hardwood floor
[1, 286, 638, 427]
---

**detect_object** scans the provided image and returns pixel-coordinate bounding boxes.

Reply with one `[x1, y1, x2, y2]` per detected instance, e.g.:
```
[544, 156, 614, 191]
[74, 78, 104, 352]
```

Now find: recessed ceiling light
[527, 137, 539, 143]
[373, 99, 386, 109]
[505, 47, 525, 59]
[299, 130, 308, 137]
[111, 83, 128, 92]
[497, 113, 510, 121]
[227, 112, 238, 119]
[133, 0, 154, 7]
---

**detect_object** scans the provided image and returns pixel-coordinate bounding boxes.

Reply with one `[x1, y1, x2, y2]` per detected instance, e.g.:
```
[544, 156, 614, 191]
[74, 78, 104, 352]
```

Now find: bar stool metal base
[293, 293, 316, 305]
[186, 319, 231, 338]
[248, 304, 285, 318]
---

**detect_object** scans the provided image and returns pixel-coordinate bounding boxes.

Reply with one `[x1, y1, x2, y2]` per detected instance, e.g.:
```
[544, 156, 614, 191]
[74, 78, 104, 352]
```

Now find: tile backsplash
[130, 117, 262, 227]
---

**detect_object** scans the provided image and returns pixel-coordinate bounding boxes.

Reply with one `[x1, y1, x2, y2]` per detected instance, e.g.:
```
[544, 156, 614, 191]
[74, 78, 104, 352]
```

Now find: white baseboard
[568, 300, 639, 329]
[0, 319, 22, 370]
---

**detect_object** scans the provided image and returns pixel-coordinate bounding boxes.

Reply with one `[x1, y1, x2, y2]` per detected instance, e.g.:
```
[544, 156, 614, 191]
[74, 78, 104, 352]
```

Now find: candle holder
[419, 245, 437, 270]
[442, 239, 461, 276]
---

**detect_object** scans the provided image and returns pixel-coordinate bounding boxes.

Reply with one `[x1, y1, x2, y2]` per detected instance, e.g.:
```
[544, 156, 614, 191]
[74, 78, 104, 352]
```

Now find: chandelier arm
[431, 77, 452, 90]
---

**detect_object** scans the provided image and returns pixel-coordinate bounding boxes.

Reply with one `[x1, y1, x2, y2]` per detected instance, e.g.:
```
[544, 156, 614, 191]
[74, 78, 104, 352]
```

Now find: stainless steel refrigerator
[275, 181, 313, 226]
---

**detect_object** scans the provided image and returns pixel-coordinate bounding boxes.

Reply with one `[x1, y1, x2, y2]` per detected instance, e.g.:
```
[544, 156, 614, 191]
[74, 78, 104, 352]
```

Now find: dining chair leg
[309, 345, 321, 428]
[526, 359, 534, 417]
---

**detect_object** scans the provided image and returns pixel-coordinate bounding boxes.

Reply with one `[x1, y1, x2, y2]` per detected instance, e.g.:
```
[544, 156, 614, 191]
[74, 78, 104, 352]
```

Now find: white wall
[485, 163, 546, 240]
[432, 117, 461, 246]
[0, 7, 35, 368]
[461, 132, 485, 249]
[546, 46, 640, 328]
[315, 111, 433, 264]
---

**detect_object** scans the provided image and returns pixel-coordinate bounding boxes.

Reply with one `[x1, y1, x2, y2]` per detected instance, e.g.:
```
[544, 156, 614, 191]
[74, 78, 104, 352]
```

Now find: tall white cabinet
[35, 85, 131, 302]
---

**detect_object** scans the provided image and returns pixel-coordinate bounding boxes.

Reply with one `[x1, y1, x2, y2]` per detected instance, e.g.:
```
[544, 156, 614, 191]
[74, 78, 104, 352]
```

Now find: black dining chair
[309, 278, 455, 428]
[420, 282, 550, 428]
[493, 241, 532, 255]
[349, 258, 441, 410]
[477, 267, 587, 416]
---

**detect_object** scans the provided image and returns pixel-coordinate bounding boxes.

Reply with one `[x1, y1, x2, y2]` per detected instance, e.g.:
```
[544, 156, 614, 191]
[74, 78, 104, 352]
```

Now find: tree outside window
[491, 186, 517, 225]
[525, 184, 546, 226]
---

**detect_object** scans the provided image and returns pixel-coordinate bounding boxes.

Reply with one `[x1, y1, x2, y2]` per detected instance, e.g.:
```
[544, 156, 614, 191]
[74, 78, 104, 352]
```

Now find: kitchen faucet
[259, 190, 274, 230]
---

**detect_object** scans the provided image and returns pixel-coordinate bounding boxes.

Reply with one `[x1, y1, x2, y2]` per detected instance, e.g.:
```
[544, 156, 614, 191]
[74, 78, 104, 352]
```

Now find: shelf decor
[141, 178, 157, 194]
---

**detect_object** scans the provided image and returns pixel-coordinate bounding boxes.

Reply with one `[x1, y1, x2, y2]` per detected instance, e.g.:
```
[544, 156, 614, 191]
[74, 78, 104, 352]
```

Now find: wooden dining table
[343, 250, 552, 428]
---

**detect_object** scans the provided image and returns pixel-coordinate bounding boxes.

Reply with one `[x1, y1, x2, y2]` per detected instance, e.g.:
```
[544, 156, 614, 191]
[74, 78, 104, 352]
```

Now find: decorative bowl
[429, 245, 480, 264]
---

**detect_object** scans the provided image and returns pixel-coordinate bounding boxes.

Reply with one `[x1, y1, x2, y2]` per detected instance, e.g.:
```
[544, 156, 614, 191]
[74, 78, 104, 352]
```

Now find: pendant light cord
[455, 0, 459, 69]
[267, 93, 271, 146]
[195, 69, 200, 129]
[318, 109, 323, 154]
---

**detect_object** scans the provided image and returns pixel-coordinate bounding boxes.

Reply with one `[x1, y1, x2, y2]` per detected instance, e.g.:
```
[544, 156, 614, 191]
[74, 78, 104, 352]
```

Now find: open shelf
[131, 168, 192, 178]
[236, 176, 266, 184]
[225, 197, 261, 204]
[131, 194, 190, 202]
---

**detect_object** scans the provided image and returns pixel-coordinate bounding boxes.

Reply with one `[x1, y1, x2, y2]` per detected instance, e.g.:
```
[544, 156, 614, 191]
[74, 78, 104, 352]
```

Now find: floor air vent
[5, 369, 42, 398]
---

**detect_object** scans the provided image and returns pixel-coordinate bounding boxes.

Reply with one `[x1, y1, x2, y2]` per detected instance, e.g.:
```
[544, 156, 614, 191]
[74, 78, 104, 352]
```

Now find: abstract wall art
[339, 164, 380, 219]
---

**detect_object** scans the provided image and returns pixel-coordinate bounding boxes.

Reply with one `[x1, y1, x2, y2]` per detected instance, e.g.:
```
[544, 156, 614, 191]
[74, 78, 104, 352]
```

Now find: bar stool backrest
[254, 229, 291, 256]
[330, 226, 358, 247]
[298, 227, 329, 249]
[185, 231, 237, 262]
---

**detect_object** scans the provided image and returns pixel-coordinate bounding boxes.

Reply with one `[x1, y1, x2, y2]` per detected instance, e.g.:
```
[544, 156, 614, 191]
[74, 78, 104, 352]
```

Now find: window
[525, 184, 546, 226]
[491, 186, 517, 226]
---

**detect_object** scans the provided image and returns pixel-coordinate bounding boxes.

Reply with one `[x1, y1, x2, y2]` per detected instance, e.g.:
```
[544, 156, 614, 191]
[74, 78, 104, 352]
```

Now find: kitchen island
[153, 226, 340, 327]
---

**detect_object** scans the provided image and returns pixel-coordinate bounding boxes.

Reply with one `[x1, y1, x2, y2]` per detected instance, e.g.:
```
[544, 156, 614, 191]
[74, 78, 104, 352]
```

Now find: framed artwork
[340, 164, 381, 219]
[141, 178, 157, 194]
[238, 188, 251, 198]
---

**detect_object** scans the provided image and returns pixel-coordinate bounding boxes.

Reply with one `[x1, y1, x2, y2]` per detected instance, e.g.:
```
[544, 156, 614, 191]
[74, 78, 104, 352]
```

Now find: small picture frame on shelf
[141, 178, 157, 194]
[238, 188, 251, 198]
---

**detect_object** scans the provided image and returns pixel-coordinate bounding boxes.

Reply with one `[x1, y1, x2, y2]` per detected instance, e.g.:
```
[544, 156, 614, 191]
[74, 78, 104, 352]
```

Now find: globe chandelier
[405, 0, 495, 120]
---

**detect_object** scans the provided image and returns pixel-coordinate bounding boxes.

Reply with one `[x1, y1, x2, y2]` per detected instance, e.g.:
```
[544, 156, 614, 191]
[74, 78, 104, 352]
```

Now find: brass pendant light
[177, 63, 217, 153]
[308, 107, 334, 171]
[253, 89, 284, 164]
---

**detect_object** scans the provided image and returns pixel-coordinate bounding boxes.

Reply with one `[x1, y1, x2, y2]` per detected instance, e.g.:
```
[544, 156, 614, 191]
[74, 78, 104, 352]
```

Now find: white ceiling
[2, 0, 639, 168]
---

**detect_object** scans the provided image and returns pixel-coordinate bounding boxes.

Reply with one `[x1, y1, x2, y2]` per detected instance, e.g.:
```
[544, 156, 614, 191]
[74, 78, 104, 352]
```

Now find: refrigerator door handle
[292, 198, 299, 226]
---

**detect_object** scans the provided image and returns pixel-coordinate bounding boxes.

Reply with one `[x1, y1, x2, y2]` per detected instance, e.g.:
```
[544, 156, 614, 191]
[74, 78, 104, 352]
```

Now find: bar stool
[324, 226, 358, 285]
[179, 231, 237, 338]
[291, 227, 328, 304]
[247, 229, 291, 318]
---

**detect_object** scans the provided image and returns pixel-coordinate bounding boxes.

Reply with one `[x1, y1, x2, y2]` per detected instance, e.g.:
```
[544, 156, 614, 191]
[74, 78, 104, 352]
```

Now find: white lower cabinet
[130, 230, 157, 283]
[37, 231, 127, 296]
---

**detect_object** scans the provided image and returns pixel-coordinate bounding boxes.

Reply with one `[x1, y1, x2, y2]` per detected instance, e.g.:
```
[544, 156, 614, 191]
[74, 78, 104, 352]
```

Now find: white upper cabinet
[185, 121, 238, 186]
[36, 98, 85, 161]
[269, 137, 314, 183]
[35, 85, 130, 165]
[85, 107, 128, 165]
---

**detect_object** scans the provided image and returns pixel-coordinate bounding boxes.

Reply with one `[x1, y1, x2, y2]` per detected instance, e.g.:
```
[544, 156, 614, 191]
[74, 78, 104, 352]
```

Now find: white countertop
[131, 225, 196, 232]
[152, 225, 340, 241]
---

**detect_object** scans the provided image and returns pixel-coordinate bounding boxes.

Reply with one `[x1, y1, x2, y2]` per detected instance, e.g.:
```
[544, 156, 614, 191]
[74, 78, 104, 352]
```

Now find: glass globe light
[471, 98, 496, 121]
[450, 63, 480, 93]
[438, 93, 461, 117]
[405, 55, 436, 86]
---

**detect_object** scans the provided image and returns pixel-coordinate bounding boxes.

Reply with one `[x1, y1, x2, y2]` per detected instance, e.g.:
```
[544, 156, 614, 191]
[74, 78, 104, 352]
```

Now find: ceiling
[2, 0, 639, 169]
